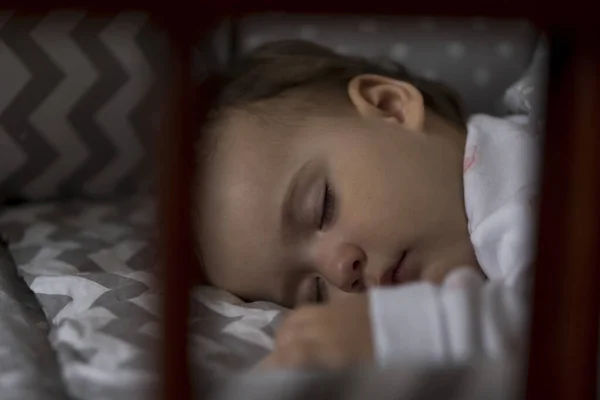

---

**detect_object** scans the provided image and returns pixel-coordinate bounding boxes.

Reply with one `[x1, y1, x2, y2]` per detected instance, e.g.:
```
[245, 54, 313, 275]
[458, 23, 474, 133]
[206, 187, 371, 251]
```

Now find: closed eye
[319, 183, 335, 230]
[314, 276, 328, 304]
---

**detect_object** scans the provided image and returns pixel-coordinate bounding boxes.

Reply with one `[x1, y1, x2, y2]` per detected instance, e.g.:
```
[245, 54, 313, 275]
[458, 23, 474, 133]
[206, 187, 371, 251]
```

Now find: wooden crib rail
[156, 12, 225, 399]
[526, 26, 600, 400]
[158, 20, 194, 400]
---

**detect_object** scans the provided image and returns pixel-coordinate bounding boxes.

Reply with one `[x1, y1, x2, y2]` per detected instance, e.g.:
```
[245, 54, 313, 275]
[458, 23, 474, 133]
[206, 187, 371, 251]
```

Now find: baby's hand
[260, 294, 373, 370]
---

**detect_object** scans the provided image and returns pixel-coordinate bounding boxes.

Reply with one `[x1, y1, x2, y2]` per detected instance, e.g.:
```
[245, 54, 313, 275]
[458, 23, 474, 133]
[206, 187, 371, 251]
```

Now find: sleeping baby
[193, 39, 542, 369]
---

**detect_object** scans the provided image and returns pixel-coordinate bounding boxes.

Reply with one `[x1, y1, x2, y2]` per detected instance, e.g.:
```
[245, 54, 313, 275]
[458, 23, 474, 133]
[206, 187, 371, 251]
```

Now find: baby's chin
[419, 259, 484, 285]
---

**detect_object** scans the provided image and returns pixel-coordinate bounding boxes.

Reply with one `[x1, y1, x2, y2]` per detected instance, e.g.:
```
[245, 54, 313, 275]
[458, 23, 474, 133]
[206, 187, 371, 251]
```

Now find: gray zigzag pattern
[2, 198, 165, 391]
[0, 12, 168, 201]
[98, 319, 157, 350]
[117, 21, 169, 194]
[54, 341, 98, 365]
[83, 272, 148, 291]
[0, 198, 152, 268]
[60, 16, 122, 197]
[56, 248, 111, 273]
[125, 245, 155, 270]
[3, 199, 288, 384]
[188, 299, 273, 370]
[37, 293, 73, 320]
[24, 12, 93, 200]
[0, 12, 230, 202]
[0, 13, 61, 198]
[89, 278, 149, 307]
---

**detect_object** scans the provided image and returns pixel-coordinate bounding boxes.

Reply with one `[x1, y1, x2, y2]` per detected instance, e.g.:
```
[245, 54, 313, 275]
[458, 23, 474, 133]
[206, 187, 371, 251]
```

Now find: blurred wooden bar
[526, 27, 600, 400]
[157, 17, 195, 400]
[156, 10, 226, 400]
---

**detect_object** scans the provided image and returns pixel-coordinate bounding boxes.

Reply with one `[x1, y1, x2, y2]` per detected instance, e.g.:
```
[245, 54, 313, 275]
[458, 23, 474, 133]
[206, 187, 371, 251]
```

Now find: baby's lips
[379, 251, 414, 286]
[394, 254, 420, 285]
[377, 260, 397, 286]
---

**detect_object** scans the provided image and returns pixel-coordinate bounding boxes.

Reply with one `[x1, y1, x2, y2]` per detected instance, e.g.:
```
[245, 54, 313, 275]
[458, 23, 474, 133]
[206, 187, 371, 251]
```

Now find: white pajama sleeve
[368, 268, 530, 366]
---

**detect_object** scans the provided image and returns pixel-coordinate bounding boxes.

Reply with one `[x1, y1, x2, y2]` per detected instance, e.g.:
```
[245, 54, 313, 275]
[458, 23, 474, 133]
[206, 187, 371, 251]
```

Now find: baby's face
[197, 82, 478, 307]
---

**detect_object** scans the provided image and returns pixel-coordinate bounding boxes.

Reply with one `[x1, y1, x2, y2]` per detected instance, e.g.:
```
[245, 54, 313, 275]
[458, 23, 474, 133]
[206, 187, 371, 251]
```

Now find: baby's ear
[347, 74, 425, 131]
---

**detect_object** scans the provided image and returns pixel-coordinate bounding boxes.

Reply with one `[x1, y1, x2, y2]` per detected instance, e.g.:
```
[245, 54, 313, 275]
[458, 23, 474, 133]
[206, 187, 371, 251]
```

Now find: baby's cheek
[327, 288, 361, 305]
[442, 267, 486, 290]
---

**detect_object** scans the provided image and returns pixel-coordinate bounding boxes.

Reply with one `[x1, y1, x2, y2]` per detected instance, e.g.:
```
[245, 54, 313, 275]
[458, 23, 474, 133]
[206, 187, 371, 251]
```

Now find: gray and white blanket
[0, 197, 285, 399]
[0, 240, 70, 400]
[0, 197, 530, 400]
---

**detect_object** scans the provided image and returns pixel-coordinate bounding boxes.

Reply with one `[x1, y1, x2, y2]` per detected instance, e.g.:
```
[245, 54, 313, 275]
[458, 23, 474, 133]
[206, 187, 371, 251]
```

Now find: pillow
[0, 12, 230, 203]
[238, 14, 539, 116]
[190, 286, 285, 380]
[0, 197, 284, 399]
[0, 11, 167, 203]
[502, 37, 548, 131]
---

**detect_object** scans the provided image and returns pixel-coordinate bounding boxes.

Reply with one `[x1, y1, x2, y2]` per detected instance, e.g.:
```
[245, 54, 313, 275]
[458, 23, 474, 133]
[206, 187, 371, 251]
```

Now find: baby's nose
[328, 244, 366, 293]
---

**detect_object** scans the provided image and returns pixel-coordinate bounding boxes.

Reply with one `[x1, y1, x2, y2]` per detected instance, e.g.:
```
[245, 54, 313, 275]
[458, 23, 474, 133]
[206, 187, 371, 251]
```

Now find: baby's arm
[370, 267, 530, 366]
[259, 266, 530, 371]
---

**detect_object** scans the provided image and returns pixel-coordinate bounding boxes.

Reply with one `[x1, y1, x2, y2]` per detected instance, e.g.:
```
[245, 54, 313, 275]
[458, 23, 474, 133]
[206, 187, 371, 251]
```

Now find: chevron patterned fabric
[0, 11, 168, 202]
[0, 197, 285, 399]
[0, 241, 69, 399]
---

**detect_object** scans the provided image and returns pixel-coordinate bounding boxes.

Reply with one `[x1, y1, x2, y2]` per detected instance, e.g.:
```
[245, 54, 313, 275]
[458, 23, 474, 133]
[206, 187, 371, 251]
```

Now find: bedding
[502, 38, 548, 128]
[0, 197, 527, 400]
[0, 196, 285, 399]
[0, 237, 69, 399]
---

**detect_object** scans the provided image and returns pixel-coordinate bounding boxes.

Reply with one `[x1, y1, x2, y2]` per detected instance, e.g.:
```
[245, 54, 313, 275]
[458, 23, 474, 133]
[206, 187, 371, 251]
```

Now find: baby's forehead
[195, 121, 297, 297]
[196, 112, 295, 250]
[202, 115, 289, 183]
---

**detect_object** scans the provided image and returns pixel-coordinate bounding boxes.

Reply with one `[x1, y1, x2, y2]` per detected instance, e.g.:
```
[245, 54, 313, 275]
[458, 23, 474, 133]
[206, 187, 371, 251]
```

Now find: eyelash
[314, 276, 325, 304]
[319, 183, 335, 230]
